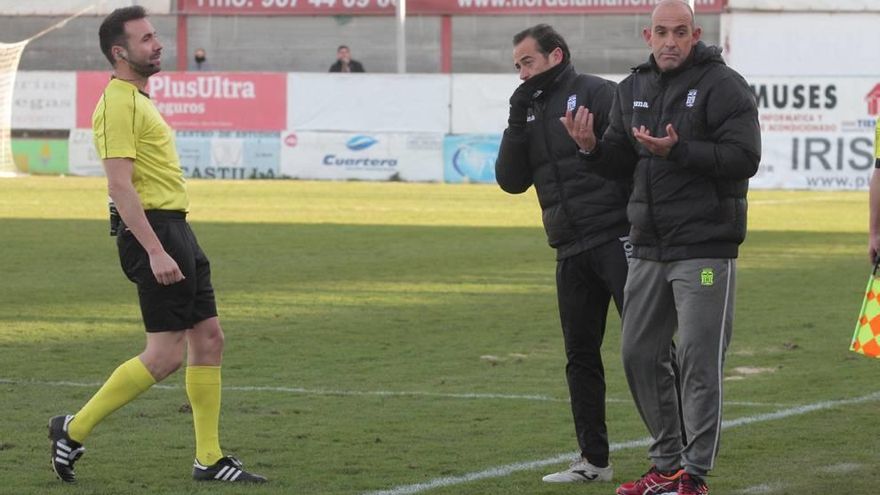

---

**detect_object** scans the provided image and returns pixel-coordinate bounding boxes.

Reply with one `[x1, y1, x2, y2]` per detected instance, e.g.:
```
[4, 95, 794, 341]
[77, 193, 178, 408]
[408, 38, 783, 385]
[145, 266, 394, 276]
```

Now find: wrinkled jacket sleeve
[588, 80, 615, 140]
[668, 73, 761, 180]
[581, 87, 639, 179]
[495, 127, 533, 194]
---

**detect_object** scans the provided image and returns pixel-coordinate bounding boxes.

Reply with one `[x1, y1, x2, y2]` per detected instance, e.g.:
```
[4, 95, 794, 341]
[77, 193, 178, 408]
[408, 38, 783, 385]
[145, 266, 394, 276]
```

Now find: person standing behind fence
[190, 47, 210, 71]
[47, 6, 266, 485]
[560, 1, 760, 494]
[329, 44, 365, 73]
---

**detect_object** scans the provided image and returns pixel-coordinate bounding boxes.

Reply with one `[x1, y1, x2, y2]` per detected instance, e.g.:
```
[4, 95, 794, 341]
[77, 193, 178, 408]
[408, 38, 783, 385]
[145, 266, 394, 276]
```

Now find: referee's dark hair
[99, 6, 148, 66]
[512, 24, 571, 64]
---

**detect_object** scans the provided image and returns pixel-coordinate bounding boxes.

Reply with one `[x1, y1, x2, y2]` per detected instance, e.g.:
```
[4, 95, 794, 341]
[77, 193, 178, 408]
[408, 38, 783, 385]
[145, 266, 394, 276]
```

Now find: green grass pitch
[0, 177, 878, 494]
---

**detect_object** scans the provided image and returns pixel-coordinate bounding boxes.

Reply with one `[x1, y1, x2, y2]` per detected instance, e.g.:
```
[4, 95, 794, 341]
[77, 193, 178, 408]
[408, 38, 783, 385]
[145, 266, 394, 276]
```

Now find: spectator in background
[190, 47, 210, 71]
[329, 45, 365, 73]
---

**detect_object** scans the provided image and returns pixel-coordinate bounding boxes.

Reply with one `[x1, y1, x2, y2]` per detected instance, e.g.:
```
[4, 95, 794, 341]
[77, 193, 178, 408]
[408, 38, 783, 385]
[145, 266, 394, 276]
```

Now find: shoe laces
[635, 466, 679, 487]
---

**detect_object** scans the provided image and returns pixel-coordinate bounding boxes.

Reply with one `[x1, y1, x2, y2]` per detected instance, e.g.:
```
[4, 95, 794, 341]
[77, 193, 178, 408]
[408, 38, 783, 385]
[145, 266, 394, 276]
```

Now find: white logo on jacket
[567, 94, 577, 113]
[686, 89, 698, 107]
[633, 101, 649, 109]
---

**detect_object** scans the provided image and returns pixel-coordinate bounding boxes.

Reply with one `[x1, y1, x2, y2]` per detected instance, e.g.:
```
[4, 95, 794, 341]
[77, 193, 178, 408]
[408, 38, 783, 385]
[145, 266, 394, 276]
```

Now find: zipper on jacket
[645, 75, 668, 259]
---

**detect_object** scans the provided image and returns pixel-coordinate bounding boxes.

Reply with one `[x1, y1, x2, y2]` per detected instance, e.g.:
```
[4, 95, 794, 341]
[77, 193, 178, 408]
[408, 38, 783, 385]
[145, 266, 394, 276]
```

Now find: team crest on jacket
[566, 94, 577, 113]
[686, 89, 698, 107]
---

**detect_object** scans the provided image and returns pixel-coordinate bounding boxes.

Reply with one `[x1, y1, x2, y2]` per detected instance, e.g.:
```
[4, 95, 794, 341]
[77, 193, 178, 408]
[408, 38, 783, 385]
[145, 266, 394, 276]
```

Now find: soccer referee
[47, 6, 265, 484]
[869, 118, 880, 262]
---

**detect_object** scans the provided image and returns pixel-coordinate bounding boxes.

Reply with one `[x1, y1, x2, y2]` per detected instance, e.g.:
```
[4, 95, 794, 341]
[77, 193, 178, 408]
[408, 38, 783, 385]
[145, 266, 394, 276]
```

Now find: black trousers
[556, 239, 628, 466]
[557, 239, 685, 466]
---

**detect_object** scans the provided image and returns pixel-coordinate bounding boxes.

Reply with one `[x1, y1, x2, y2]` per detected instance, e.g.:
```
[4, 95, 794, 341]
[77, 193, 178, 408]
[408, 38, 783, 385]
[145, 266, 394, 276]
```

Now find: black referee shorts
[117, 210, 218, 332]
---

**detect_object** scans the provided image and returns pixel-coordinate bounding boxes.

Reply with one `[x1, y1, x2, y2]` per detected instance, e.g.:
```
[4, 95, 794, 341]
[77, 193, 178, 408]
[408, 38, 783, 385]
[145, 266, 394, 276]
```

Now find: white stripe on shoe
[230, 470, 242, 481]
[215, 466, 229, 479]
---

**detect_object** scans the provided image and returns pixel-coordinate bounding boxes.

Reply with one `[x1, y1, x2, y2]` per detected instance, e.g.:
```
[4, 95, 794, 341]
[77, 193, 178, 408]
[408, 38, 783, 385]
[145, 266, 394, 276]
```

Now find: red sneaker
[678, 473, 709, 495]
[616, 466, 683, 495]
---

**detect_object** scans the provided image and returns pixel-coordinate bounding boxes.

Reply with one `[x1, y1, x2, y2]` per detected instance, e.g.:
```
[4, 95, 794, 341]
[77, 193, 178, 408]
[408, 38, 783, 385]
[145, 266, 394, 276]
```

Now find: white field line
[0, 378, 787, 407]
[750, 196, 847, 205]
[360, 391, 880, 495]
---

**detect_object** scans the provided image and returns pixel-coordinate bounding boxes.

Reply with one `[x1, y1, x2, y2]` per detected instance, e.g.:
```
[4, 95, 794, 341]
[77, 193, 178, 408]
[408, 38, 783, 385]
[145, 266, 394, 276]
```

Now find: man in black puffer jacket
[561, 2, 760, 494]
[495, 24, 632, 484]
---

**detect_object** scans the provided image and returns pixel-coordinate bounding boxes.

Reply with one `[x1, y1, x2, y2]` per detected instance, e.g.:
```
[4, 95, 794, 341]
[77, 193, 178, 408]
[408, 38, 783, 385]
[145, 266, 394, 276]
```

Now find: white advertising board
[12, 71, 75, 130]
[749, 77, 877, 190]
[67, 128, 103, 176]
[727, 0, 880, 10]
[280, 131, 444, 182]
[451, 74, 519, 135]
[175, 130, 281, 179]
[286, 73, 450, 133]
[723, 12, 880, 76]
[0, 1, 171, 15]
[449, 73, 625, 135]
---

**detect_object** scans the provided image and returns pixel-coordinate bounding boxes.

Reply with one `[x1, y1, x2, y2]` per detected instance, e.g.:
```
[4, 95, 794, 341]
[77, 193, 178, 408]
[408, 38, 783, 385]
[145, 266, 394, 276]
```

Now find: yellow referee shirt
[92, 78, 188, 212]
[875, 118, 880, 163]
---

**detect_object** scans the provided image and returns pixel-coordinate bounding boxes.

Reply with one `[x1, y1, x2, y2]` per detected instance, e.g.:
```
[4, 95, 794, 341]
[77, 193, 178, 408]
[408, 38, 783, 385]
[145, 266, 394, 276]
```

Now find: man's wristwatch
[578, 146, 597, 157]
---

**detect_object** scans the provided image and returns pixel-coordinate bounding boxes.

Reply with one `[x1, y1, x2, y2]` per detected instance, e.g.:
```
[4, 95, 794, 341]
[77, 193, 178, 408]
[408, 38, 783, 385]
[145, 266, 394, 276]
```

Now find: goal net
[0, 41, 28, 177]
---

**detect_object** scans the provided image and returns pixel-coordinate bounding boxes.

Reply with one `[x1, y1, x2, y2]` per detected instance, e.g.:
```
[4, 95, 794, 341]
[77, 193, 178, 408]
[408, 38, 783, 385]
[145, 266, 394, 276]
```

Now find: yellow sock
[186, 366, 223, 465]
[67, 356, 156, 443]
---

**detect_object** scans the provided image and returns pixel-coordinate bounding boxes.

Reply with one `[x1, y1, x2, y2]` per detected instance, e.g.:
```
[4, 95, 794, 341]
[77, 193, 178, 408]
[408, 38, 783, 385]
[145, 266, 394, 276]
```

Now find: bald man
[560, 1, 761, 494]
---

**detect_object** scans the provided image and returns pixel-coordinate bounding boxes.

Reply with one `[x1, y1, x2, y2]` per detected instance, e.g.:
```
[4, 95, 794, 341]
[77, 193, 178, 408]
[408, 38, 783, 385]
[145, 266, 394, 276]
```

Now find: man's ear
[642, 27, 652, 47]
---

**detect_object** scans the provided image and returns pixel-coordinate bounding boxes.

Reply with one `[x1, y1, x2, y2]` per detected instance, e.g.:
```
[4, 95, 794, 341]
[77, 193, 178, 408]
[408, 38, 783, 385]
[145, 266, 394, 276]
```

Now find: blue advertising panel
[443, 134, 500, 184]
[176, 130, 281, 179]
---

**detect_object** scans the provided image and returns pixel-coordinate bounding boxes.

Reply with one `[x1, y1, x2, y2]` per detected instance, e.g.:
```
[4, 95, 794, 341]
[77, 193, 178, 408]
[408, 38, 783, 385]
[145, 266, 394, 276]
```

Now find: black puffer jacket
[495, 65, 631, 259]
[585, 42, 761, 261]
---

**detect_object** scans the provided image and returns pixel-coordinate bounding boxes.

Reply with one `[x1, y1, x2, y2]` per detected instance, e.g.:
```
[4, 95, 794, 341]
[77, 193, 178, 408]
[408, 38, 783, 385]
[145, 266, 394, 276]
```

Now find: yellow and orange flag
[852, 263, 880, 357]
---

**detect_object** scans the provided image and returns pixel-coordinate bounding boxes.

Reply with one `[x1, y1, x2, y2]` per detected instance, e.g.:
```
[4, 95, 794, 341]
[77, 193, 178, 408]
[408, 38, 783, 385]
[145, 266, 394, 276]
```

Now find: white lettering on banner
[155, 102, 206, 116]
[454, 0, 718, 8]
[197, 0, 251, 7]
[149, 76, 257, 99]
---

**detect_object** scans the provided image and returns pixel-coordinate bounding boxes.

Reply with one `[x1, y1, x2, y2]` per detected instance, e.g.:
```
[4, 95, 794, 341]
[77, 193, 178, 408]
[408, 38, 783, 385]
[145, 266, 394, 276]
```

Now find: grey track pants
[621, 258, 735, 476]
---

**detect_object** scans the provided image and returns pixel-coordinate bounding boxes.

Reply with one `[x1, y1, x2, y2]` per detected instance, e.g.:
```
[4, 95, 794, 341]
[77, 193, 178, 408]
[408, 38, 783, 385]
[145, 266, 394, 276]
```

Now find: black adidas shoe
[192, 456, 267, 483]
[48, 415, 85, 483]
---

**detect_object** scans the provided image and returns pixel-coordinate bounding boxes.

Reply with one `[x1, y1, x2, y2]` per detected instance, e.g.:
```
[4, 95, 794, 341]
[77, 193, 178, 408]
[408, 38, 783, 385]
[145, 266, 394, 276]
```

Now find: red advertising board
[76, 71, 287, 130]
[179, 0, 725, 15]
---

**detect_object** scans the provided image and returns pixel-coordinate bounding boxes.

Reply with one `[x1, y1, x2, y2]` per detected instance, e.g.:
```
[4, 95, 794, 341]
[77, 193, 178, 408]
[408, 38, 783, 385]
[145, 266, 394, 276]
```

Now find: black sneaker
[48, 415, 85, 483]
[192, 456, 267, 483]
